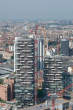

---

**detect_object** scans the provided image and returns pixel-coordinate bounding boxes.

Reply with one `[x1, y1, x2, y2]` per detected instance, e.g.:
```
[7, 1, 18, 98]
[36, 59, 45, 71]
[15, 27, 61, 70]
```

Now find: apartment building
[43, 56, 71, 95]
[14, 36, 35, 108]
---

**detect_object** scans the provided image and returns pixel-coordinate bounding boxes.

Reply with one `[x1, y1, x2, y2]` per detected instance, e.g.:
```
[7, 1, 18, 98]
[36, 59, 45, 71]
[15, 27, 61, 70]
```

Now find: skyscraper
[62, 71, 72, 99]
[43, 56, 63, 95]
[60, 39, 69, 56]
[38, 38, 44, 70]
[43, 56, 70, 96]
[14, 36, 35, 108]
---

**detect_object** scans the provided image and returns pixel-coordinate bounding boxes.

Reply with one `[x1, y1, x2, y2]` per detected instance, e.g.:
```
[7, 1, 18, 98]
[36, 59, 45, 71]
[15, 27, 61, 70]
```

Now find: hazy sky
[0, 0, 73, 20]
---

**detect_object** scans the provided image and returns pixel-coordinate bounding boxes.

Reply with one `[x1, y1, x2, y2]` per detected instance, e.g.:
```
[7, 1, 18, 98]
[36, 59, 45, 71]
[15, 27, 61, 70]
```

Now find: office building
[62, 71, 72, 99]
[38, 38, 44, 70]
[60, 39, 69, 56]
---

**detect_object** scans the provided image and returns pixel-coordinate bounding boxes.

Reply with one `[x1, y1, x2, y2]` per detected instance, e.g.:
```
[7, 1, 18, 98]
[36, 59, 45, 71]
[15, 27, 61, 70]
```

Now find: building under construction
[14, 36, 35, 108]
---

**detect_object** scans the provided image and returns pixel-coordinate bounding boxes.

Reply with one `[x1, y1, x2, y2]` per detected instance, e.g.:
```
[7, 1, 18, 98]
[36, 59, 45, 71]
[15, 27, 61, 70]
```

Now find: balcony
[16, 53, 20, 55]
[27, 56, 34, 58]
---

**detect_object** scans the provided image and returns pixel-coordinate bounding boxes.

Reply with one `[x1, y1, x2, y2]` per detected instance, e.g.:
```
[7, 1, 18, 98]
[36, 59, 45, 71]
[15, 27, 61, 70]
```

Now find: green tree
[37, 89, 45, 103]
[11, 56, 14, 60]
[0, 79, 4, 84]
[0, 98, 6, 103]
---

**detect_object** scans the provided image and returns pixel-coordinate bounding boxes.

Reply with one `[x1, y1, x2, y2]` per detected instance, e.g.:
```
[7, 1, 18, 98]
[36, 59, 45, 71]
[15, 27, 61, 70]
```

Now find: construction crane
[47, 83, 73, 110]
[34, 25, 48, 56]
[44, 29, 48, 56]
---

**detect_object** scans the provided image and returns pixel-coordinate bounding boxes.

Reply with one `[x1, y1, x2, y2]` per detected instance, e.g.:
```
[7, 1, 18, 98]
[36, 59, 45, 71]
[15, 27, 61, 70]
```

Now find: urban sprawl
[0, 20, 73, 110]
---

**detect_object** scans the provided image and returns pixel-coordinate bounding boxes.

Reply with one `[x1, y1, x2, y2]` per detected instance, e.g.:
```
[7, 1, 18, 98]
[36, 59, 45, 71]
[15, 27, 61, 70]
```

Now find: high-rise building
[60, 39, 69, 56]
[38, 38, 44, 70]
[14, 36, 35, 108]
[62, 71, 72, 99]
[43, 56, 70, 95]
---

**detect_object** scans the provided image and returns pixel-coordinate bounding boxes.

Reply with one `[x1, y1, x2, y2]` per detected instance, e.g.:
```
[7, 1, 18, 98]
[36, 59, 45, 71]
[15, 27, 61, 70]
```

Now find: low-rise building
[0, 78, 14, 101]
[3, 51, 13, 59]
[0, 84, 8, 101]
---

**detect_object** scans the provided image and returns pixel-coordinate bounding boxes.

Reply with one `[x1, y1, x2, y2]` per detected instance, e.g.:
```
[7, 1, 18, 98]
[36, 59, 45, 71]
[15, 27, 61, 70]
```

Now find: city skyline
[0, 17, 73, 109]
[0, 0, 73, 21]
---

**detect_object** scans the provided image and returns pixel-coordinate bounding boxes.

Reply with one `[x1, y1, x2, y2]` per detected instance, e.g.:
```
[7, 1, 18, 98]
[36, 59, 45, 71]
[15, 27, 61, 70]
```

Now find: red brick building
[0, 84, 8, 101]
[0, 79, 14, 101]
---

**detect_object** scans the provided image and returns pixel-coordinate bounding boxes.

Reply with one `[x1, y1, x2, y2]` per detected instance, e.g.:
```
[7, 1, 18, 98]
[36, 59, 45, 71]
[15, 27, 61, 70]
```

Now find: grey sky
[0, 0, 73, 20]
